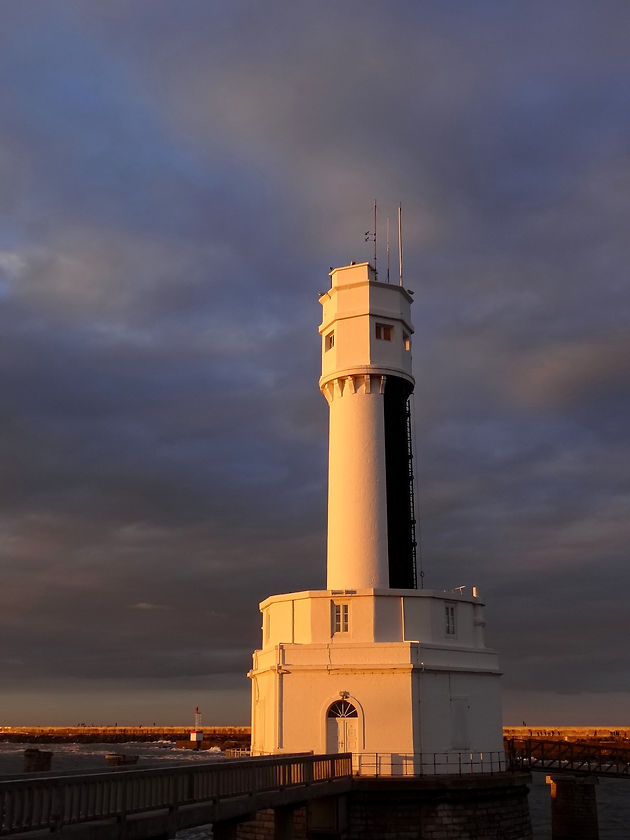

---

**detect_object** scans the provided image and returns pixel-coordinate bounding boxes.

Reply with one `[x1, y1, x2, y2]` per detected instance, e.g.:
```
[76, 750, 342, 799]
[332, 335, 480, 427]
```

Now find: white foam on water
[0, 740, 228, 777]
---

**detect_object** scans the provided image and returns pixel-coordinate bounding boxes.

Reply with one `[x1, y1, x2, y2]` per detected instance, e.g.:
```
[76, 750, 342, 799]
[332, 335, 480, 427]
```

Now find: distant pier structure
[249, 260, 504, 765]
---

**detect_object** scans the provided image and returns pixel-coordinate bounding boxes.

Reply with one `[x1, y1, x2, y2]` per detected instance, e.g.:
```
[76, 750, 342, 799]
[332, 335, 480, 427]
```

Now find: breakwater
[0, 725, 251, 748]
[3, 725, 628, 747]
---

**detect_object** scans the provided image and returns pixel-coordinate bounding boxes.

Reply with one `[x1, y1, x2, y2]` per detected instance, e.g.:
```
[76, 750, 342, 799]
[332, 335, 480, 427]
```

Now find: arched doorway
[326, 699, 359, 754]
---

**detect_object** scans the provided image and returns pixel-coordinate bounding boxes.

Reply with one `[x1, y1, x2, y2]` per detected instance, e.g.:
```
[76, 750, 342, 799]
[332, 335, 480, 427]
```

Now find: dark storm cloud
[1, 0, 629, 723]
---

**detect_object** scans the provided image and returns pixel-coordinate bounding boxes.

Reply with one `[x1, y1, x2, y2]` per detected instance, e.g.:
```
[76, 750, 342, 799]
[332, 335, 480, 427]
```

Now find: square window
[445, 604, 456, 636]
[375, 323, 392, 341]
[333, 603, 349, 634]
[325, 331, 335, 351]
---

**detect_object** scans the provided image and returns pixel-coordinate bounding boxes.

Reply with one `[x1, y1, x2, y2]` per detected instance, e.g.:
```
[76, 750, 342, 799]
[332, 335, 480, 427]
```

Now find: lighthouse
[249, 259, 504, 770]
[321, 260, 416, 591]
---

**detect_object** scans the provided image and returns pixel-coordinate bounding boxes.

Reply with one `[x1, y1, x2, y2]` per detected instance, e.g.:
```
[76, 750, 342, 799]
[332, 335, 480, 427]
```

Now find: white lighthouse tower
[249, 260, 504, 771]
[321, 260, 417, 592]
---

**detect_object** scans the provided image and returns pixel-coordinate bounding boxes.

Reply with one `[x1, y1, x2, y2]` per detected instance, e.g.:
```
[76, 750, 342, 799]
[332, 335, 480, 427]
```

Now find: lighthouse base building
[249, 587, 504, 768]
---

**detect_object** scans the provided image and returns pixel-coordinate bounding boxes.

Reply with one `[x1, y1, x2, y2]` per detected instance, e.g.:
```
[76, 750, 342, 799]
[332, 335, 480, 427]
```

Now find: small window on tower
[333, 602, 349, 634]
[445, 604, 456, 637]
[325, 331, 335, 351]
[403, 332, 411, 351]
[375, 323, 392, 341]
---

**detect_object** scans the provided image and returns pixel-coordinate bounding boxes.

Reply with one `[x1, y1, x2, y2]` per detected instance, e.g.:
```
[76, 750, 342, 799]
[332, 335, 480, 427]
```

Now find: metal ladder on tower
[405, 397, 420, 589]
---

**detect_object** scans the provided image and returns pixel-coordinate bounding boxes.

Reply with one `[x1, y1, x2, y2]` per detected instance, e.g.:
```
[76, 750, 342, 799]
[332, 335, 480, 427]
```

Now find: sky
[1, 0, 629, 727]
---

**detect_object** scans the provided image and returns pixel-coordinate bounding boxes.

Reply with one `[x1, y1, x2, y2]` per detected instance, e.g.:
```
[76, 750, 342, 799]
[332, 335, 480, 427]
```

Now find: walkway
[0, 754, 352, 840]
[506, 737, 630, 778]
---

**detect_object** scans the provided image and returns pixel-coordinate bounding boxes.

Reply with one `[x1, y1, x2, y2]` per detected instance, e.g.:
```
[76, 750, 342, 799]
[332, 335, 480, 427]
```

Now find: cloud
[130, 602, 173, 611]
[509, 336, 630, 409]
[0, 0, 629, 725]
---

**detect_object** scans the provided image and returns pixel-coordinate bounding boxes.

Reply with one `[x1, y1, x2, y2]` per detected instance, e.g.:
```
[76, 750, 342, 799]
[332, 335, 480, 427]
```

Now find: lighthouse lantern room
[249, 260, 504, 770]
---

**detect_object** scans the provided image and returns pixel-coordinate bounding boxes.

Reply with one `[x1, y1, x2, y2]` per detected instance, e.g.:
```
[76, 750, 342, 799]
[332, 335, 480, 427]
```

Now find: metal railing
[506, 738, 630, 778]
[352, 751, 507, 776]
[0, 753, 352, 837]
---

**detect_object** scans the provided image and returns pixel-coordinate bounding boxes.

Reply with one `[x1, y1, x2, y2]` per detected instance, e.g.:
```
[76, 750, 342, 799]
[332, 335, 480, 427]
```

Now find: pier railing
[352, 751, 507, 776]
[506, 737, 630, 778]
[0, 754, 352, 837]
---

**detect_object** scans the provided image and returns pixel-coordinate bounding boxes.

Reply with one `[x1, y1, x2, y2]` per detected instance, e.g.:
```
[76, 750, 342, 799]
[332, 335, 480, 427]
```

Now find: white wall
[251, 590, 504, 764]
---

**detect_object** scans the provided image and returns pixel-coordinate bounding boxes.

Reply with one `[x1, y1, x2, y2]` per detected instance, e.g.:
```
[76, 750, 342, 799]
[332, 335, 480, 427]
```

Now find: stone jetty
[0, 725, 251, 749]
[504, 726, 630, 741]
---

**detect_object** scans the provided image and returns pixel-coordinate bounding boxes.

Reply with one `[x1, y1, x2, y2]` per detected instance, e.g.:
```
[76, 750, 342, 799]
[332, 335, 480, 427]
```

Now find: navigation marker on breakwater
[190, 706, 203, 750]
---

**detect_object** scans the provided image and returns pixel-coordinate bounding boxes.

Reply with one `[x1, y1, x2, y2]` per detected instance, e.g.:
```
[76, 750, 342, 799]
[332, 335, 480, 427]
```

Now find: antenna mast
[373, 200, 378, 277]
[398, 203, 403, 286]
[386, 216, 391, 283]
[364, 201, 378, 275]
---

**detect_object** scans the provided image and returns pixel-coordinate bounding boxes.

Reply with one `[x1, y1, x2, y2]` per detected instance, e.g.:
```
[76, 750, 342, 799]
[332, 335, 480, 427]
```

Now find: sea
[0, 739, 226, 777]
[1, 741, 629, 839]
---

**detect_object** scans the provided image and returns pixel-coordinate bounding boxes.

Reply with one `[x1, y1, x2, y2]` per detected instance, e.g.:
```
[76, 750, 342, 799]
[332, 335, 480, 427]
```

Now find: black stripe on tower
[384, 376, 417, 589]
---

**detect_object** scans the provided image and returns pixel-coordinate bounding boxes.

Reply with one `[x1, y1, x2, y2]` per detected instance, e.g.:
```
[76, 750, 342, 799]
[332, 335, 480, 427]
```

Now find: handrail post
[305, 756, 314, 786]
[117, 776, 128, 840]
[167, 804, 178, 838]
[50, 783, 63, 837]
[5, 788, 15, 833]
[167, 775, 178, 839]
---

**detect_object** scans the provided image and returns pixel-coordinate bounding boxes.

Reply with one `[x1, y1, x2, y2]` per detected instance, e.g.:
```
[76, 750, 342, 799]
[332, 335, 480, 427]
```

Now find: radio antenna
[397, 203, 404, 286]
[364, 200, 378, 277]
[386, 216, 391, 283]
[373, 199, 378, 277]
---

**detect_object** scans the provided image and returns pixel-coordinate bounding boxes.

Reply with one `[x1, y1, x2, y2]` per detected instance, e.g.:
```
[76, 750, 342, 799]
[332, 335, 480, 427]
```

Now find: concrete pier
[236, 772, 532, 839]
[547, 774, 599, 840]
